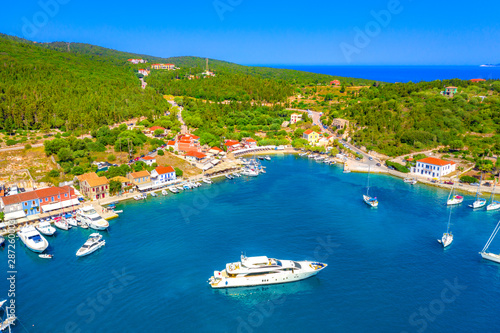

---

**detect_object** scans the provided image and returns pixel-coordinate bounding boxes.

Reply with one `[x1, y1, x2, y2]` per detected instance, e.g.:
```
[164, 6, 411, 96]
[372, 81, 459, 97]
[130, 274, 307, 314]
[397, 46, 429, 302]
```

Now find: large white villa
[411, 157, 456, 178]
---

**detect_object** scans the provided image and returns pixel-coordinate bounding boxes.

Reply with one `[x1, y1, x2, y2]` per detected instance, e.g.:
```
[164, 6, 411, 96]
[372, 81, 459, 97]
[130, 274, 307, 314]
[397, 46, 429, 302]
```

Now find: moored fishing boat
[208, 254, 327, 289]
[36, 221, 56, 236]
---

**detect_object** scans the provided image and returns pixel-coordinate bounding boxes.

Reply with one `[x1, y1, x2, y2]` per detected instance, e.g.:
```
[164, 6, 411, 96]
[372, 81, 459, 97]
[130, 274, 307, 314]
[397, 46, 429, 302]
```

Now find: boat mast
[475, 173, 482, 201]
[481, 221, 500, 253]
[446, 205, 453, 234]
[366, 164, 371, 196]
[489, 179, 496, 204]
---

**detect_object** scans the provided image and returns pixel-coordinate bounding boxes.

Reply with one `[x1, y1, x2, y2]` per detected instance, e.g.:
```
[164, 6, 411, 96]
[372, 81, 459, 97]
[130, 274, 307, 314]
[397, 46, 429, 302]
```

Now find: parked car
[484, 182, 492, 187]
[152, 149, 156, 153]
[129, 160, 134, 164]
[356, 157, 361, 161]
[134, 157, 140, 161]
[368, 157, 373, 161]
[388, 166, 395, 170]
[140, 155, 145, 158]
[444, 181, 454, 185]
[376, 163, 381, 167]
[471, 182, 480, 186]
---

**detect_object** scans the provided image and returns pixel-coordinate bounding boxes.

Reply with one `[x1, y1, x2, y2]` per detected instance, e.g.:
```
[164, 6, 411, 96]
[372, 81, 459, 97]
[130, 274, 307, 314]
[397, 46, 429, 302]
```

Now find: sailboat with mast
[479, 221, 500, 263]
[446, 183, 463, 205]
[469, 174, 486, 209]
[363, 165, 378, 207]
[437, 206, 454, 248]
[486, 178, 500, 211]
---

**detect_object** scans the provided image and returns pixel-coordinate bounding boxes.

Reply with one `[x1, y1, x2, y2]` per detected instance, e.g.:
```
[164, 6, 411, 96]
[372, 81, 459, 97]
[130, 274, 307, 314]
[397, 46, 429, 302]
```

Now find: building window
[65, 193, 68, 197]
[51, 196, 54, 202]
[24, 202, 27, 206]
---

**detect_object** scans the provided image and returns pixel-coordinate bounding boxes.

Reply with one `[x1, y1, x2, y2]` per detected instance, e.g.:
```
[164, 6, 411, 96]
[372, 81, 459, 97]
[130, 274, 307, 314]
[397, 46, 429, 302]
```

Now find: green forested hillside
[323, 79, 500, 157]
[0, 35, 170, 131]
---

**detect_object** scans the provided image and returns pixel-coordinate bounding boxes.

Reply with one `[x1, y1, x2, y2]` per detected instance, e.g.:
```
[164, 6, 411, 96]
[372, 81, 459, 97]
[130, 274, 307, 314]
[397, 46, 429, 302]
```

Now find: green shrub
[48, 169, 60, 177]
[386, 161, 410, 173]
[460, 175, 477, 184]
[157, 149, 164, 156]
[107, 154, 116, 162]
[6, 139, 17, 146]
[24, 144, 32, 150]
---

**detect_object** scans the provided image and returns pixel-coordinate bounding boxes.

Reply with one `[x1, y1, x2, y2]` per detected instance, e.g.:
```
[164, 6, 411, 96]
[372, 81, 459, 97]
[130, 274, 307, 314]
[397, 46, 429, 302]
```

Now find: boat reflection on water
[212, 276, 321, 303]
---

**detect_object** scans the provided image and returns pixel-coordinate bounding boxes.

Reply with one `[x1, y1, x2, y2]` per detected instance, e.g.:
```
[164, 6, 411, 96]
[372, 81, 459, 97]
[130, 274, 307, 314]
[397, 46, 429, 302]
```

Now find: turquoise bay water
[3, 155, 500, 332]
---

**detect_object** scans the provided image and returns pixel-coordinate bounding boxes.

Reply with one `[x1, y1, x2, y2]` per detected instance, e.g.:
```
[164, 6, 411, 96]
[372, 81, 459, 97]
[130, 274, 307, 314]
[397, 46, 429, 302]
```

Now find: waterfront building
[80, 176, 109, 201]
[225, 140, 241, 152]
[411, 157, 456, 178]
[150, 166, 176, 188]
[241, 138, 258, 148]
[127, 170, 153, 191]
[303, 130, 321, 144]
[109, 176, 133, 189]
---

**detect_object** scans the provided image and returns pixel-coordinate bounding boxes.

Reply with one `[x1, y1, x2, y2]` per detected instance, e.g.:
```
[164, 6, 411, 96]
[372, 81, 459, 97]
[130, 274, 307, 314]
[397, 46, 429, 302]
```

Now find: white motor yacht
[76, 233, 106, 257]
[203, 178, 213, 184]
[209, 254, 327, 289]
[36, 221, 56, 236]
[17, 226, 49, 253]
[77, 206, 109, 230]
[240, 168, 259, 177]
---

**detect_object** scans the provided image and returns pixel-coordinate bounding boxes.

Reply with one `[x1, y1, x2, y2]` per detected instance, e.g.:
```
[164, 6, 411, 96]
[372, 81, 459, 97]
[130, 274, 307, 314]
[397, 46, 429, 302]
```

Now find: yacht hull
[88, 222, 109, 231]
[480, 252, 500, 264]
[363, 195, 378, 207]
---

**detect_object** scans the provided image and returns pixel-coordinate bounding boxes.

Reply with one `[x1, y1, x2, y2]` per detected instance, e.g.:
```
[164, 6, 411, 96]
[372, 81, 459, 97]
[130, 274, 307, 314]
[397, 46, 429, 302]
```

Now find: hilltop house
[441, 86, 458, 97]
[225, 140, 242, 152]
[330, 80, 341, 86]
[303, 130, 321, 144]
[290, 113, 303, 124]
[128, 59, 146, 64]
[140, 156, 156, 166]
[150, 166, 176, 188]
[242, 138, 257, 148]
[138, 69, 150, 76]
[411, 157, 456, 178]
[177, 134, 201, 153]
[151, 63, 175, 70]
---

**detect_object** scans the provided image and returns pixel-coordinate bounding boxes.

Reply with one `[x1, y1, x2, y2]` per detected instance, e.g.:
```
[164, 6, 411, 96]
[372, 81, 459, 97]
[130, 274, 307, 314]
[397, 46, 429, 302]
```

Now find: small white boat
[447, 195, 463, 205]
[151, 192, 158, 197]
[54, 218, 70, 230]
[438, 232, 454, 248]
[169, 186, 179, 194]
[66, 217, 78, 227]
[17, 226, 49, 253]
[0, 236, 4, 246]
[183, 184, 192, 190]
[36, 221, 56, 236]
[404, 177, 417, 185]
[470, 174, 486, 209]
[315, 155, 325, 161]
[39, 254, 53, 259]
[298, 152, 307, 157]
[134, 195, 142, 201]
[162, 189, 168, 196]
[78, 221, 89, 229]
[203, 178, 213, 184]
[486, 180, 500, 211]
[480, 221, 500, 263]
[241, 168, 259, 177]
[113, 210, 123, 214]
[176, 186, 185, 191]
[76, 233, 106, 257]
[226, 174, 234, 180]
[196, 182, 202, 187]
[308, 154, 316, 159]
[233, 173, 241, 178]
[363, 165, 378, 207]
[265, 156, 271, 161]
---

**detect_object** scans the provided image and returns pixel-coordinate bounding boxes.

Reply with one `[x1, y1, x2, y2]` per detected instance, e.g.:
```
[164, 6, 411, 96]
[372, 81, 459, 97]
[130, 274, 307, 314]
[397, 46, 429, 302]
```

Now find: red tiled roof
[150, 126, 165, 131]
[141, 156, 155, 161]
[304, 129, 314, 135]
[167, 141, 176, 145]
[470, 79, 486, 82]
[2, 186, 76, 206]
[245, 138, 256, 142]
[154, 166, 175, 175]
[185, 151, 206, 159]
[1, 194, 21, 206]
[417, 157, 456, 166]
[210, 147, 223, 152]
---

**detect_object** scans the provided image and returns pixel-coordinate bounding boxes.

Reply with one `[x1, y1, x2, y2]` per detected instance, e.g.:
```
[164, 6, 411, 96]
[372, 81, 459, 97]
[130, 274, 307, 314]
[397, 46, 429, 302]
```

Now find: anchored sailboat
[363, 165, 378, 207]
[479, 221, 500, 263]
[438, 206, 454, 248]
[469, 174, 486, 209]
[486, 178, 500, 211]
[446, 183, 463, 205]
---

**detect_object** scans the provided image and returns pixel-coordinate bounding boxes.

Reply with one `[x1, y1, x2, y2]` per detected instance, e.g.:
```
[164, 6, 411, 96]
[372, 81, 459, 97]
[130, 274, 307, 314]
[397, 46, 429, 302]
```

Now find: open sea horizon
[254, 65, 500, 83]
[3, 155, 500, 332]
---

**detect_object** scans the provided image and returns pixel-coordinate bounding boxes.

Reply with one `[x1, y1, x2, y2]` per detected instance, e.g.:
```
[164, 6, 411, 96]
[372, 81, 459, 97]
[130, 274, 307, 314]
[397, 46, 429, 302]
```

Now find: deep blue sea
[261, 65, 500, 83]
[3, 155, 500, 333]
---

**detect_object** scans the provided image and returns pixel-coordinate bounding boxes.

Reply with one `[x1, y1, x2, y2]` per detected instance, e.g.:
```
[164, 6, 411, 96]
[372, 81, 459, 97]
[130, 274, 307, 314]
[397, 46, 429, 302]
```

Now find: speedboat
[363, 195, 378, 207]
[487, 201, 500, 211]
[233, 173, 241, 178]
[76, 233, 106, 257]
[169, 186, 179, 194]
[265, 156, 271, 161]
[162, 189, 168, 196]
[208, 254, 327, 289]
[77, 206, 109, 230]
[176, 186, 185, 191]
[36, 221, 56, 236]
[447, 195, 463, 205]
[78, 221, 89, 229]
[17, 226, 49, 253]
[226, 174, 234, 180]
[438, 232, 453, 248]
[203, 178, 213, 184]
[151, 192, 158, 197]
[53, 218, 70, 230]
[404, 177, 418, 185]
[39, 254, 53, 259]
[183, 184, 192, 190]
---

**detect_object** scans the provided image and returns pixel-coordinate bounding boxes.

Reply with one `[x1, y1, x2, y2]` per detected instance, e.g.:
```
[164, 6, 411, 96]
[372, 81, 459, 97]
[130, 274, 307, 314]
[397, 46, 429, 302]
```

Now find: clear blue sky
[3, 0, 499, 65]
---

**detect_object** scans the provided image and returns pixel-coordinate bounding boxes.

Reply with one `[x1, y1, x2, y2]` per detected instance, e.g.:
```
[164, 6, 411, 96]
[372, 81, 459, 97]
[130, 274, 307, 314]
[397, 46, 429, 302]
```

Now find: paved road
[168, 101, 188, 134]
[0, 143, 44, 152]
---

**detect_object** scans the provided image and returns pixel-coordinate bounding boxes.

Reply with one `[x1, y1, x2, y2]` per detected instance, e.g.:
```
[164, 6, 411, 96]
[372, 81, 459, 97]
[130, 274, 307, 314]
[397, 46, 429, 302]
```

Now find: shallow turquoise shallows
[3, 155, 500, 333]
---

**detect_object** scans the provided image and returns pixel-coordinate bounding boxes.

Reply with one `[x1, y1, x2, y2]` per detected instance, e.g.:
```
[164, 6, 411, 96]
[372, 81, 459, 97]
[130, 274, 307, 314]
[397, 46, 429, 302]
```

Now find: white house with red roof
[177, 134, 201, 153]
[150, 166, 176, 187]
[140, 156, 156, 166]
[167, 140, 177, 151]
[128, 59, 146, 64]
[209, 147, 224, 155]
[411, 157, 456, 178]
[185, 151, 207, 162]
[138, 69, 150, 76]
[303, 130, 321, 144]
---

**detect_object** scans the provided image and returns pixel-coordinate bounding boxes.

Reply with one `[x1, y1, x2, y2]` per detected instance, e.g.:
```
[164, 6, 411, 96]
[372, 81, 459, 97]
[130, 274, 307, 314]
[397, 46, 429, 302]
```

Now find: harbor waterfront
[3, 155, 500, 332]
